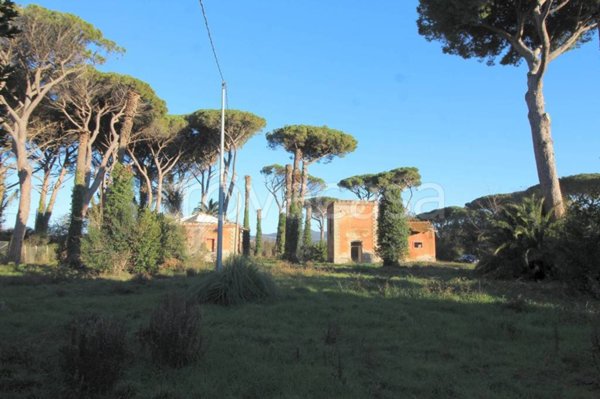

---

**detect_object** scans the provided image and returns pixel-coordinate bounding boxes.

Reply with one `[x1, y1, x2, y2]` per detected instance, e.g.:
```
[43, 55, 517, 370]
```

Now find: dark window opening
[206, 238, 216, 253]
[414, 242, 423, 249]
[351, 241, 363, 262]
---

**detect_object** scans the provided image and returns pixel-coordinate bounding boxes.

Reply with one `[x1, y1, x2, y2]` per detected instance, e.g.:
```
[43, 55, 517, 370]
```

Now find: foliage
[418, 206, 482, 260]
[243, 207, 251, 258]
[303, 241, 328, 262]
[267, 125, 357, 164]
[60, 314, 128, 396]
[130, 209, 162, 276]
[193, 198, 219, 216]
[81, 209, 119, 274]
[195, 256, 278, 306]
[158, 214, 187, 268]
[275, 212, 286, 255]
[476, 196, 557, 279]
[102, 164, 136, 253]
[377, 186, 409, 266]
[139, 294, 202, 368]
[340, 167, 421, 200]
[302, 208, 312, 251]
[284, 203, 302, 262]
[254, 211, 263, 257]
[417, 0, 599, 67]
[554, 193, 600, 297]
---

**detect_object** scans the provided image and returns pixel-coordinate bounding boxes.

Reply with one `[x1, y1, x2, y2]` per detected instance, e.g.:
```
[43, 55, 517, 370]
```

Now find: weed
[139, 293, 202, 368]
[60, 314, 128, 396]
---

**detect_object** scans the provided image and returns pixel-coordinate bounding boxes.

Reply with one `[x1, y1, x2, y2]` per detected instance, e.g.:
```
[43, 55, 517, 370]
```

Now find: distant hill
[255, 230, 322, 243]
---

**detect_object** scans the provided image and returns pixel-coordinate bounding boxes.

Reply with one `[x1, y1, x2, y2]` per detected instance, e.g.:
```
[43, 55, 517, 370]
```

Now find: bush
[130, 209, 162, 276]
[195, 256, 278, 306]
[476, 196, 557, 279]
[303, 241, 327, 262]
[554, 193, 600, 296]
[139, 294, 202, 368]
[60, 314, 128, 396]
[81, 211, 123, 274]
[158, 214, 187, 268]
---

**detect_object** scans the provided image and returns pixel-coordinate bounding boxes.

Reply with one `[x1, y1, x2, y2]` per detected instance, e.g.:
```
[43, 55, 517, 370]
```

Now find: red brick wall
[407, 230, 436, 262]
[328, 200, 436, 264]
[182, 222, 241, 260]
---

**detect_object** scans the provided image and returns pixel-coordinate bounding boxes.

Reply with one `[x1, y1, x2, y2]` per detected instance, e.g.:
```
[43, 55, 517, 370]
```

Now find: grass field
[1, 261, 599, 398]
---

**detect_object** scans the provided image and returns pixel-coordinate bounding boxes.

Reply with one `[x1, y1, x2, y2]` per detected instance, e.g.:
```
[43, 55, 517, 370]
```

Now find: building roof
[408, 220, 434, 233]
[181, 213, 219, 224]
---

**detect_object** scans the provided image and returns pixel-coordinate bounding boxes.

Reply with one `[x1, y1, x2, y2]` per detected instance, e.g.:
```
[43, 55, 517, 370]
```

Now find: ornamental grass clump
[195, 256, 278, 306]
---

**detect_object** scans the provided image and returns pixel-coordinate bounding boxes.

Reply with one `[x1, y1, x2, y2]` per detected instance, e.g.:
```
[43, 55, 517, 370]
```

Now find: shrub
[130, 209, 162, 276]
[476, 196, 557, 279]
[81, 211, 121, 274]
[195, 256, 278, 306]
[303, 241, 327, 262]
[158, 214, 187, 267]
[60, 314, 128, 396]
[138, 294, 202, 368]
[554, 193, 600, 296]
[376, 186, 409, 266]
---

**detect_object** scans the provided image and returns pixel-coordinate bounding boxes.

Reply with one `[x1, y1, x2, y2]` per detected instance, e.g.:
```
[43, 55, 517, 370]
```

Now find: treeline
[0, 4, 266, 266]
[418, 173, 600, 296]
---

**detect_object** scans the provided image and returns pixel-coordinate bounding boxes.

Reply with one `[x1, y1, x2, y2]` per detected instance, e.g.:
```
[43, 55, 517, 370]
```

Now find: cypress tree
[242, 175, 251, 256]
[275, 212, 286, 255]
[254, 209, 263, 257]
[376, 185, 409, 266]
[102, 164, 136, 253]
[302, 204, 312, 252]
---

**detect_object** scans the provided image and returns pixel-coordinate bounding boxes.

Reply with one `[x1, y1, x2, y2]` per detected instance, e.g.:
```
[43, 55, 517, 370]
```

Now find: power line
[198, 0, 225, 83]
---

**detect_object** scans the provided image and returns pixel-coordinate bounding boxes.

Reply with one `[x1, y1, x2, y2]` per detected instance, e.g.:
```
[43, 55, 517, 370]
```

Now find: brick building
[327, 200, 436, 264]
[181, 213, 242, 260]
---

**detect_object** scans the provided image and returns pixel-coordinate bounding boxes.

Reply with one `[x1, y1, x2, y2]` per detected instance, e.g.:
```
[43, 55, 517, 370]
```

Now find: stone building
[327, 200, 436, 264]
[181, 213, 242, 260]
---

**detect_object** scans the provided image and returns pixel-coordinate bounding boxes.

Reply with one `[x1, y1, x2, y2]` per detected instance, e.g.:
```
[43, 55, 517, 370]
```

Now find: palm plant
[193, 198, 219, 216]
[477, 196, 557, 279]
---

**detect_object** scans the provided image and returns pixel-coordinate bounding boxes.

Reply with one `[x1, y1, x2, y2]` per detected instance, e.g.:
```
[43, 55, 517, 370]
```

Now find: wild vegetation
[0, 1, 599, 397]
[1, 261, 600, 398]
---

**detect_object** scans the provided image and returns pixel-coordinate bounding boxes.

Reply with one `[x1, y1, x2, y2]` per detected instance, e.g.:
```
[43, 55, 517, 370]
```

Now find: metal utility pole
[216, 81, 226, 271]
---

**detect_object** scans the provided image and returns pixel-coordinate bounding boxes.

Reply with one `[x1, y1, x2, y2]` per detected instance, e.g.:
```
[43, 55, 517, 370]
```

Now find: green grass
[1, 261, 599, 398]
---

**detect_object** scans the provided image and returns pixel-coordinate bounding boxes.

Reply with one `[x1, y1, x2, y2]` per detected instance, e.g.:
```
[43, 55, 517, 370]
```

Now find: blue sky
[7, 0, 600, 234]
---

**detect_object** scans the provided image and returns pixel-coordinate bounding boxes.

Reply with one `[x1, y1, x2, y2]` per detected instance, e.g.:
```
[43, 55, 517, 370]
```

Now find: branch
[550, 20, 598, 61]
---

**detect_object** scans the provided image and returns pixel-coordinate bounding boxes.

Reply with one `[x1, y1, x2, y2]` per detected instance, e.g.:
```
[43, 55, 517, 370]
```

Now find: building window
[414, 242, 423, 249]
[206, 238, 216, 253]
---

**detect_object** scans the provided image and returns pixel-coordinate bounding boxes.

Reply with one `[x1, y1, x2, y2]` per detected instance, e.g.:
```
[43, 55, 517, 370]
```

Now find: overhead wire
[198, 0, 225, 83]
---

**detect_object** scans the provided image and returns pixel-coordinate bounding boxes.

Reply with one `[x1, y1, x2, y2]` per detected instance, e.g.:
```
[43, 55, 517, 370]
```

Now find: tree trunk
[285, 164, 293, 215]
[7, 137, 32, 264]
[155, 171, 163, 212]
[300, 161, 309, 204]
[319, 216, 326, 243]
[292, 149, 302, 204]
[525, 72, 565, 218]
[0, 164, 6, 224]
[40, 164, 67, 235]
[34, 168, 51, 235]
[66, 131, 90, 264]
[117, 90, 140, 163]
